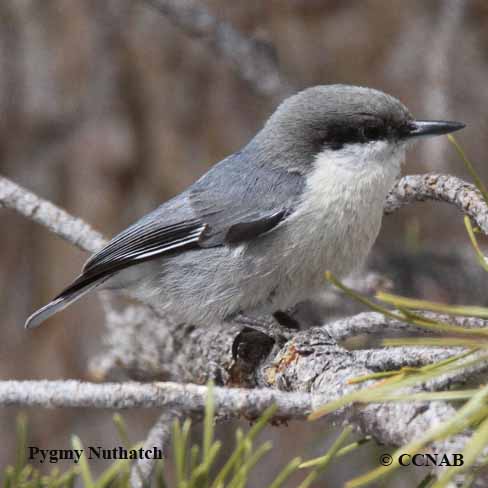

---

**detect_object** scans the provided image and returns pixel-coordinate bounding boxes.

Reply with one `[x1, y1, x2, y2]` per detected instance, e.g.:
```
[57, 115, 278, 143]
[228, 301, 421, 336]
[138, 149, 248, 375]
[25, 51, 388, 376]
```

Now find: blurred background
[1, 0, 487, 486]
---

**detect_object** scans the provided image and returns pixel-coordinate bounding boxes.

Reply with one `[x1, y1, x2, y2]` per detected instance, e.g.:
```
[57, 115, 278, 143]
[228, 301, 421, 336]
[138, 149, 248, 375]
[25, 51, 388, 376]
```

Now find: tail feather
[25, 276, 107, 329]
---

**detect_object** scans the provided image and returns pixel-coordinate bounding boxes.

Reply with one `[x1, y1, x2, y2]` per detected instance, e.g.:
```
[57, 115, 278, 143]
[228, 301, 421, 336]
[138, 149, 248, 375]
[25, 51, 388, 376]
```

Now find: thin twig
[0, 176, 106, 253]
[385, 174, 488, 234]
[130, 409, 180, 488]
[142, 0, 293, 101]
[327, 311, 488, 343]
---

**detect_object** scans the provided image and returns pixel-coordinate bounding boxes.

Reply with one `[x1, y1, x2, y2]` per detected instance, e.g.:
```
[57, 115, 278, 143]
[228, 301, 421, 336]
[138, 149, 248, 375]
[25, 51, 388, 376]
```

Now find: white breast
[266, 140, 406, 309]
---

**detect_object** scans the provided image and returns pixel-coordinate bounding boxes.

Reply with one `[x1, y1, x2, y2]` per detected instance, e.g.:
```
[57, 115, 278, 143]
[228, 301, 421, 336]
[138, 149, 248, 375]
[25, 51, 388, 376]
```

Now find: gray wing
[190, 150, 305, 246]
[57, 195, 206, 297]
[24, 194, 206, 328]
[58, 150, 304, 296]
[82, 216, 205, 275]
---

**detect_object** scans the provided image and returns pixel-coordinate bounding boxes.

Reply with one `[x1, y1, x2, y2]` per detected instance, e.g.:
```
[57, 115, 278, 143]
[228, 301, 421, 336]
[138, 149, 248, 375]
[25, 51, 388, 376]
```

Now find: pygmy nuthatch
[25, 85, 465, 330]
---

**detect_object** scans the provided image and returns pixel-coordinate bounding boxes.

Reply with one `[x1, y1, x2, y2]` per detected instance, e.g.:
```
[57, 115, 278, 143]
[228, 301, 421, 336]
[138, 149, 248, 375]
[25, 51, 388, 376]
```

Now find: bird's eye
[321, 121, 385, 150]
[329, 141, 344, 150]
[363, 125, 383, 141]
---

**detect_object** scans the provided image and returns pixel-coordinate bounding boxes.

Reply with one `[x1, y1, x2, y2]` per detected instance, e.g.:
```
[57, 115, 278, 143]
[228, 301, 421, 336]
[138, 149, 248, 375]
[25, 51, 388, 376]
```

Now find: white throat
[307, 139, 407, 201]
[316, 139, 406, 174]
[287, 139, 407, 280]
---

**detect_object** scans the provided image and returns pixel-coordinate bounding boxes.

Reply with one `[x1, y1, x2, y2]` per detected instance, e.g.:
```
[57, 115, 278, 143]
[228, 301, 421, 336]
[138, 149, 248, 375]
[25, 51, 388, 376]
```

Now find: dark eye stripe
[322, 119, 410, 150]
[363, 125, 384, 140]
[323, 124, 385, 149]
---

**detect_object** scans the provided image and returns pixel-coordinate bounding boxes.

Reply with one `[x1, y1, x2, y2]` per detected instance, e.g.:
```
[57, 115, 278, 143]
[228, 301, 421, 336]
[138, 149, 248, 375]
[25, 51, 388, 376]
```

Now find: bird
[25, 84, 465, 330]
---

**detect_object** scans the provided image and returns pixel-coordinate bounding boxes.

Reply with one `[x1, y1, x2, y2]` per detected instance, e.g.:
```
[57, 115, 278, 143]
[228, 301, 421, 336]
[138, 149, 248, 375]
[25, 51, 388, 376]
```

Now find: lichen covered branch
[0, 380, 312, 418]
[0, 176, 106, 253]
[386, 173, 488, 233]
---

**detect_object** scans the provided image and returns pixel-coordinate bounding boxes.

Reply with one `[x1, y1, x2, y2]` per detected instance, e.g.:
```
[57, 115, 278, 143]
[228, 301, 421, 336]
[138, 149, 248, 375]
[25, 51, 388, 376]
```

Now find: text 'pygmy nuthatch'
[25, 85, 465, 330]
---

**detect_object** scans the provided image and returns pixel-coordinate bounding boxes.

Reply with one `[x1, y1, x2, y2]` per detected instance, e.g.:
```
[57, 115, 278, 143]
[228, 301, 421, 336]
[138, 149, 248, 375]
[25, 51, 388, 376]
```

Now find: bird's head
[255, 85, 465, 175]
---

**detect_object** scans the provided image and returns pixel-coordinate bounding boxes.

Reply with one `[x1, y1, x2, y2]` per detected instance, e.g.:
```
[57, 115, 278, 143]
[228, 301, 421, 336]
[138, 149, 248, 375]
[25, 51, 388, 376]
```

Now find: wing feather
[190, 151, 305, 246]
[83, 219, 204, 272]
[54, 218, 205, 299]
[67, 149, 304, 292]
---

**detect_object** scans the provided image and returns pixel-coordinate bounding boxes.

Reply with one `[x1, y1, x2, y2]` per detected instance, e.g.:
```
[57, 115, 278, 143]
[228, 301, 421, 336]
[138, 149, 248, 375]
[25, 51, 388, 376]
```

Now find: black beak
[407, 120, 466, 138]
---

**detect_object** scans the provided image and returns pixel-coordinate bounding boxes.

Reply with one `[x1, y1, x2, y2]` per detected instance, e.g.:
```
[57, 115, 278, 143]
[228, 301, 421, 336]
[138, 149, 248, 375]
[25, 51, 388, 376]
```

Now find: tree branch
[84, 297, 488, 463]
[385, 173, 488, 233]
[0, 176, 106, 253]
[130, 410, 180, 488]
[0, 380, 312, 418]
[1, 331, 485, 465]
[142, 0, 293, 102]
[327, 311, 488, 343]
